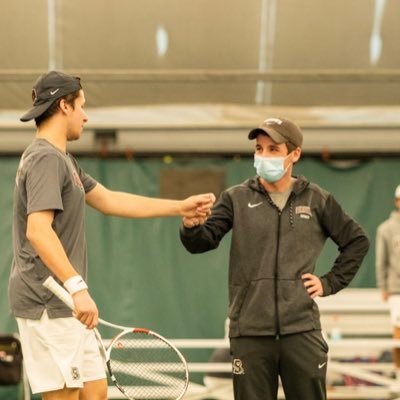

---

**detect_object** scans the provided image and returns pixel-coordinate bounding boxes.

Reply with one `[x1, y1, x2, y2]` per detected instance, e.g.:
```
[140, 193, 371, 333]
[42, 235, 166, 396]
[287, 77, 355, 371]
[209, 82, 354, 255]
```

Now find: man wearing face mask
[179, 117, 370, 400]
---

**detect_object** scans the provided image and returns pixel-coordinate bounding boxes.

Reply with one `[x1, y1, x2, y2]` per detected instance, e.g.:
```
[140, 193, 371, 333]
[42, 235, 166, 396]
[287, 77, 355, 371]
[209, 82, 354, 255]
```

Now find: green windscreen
[0, 157, 396, 341]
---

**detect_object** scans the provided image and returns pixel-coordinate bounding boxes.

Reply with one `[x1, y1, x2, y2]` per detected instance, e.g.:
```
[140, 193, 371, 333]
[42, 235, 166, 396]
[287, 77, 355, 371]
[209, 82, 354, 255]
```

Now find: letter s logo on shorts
[71, 367, 80, 380]
[232, 358, 245, 375]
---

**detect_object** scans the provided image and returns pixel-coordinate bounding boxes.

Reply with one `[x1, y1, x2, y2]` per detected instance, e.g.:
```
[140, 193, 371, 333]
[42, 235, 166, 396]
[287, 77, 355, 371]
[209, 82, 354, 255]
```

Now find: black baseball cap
[248, 117, 303, 148]
[20, 71, 82, 122]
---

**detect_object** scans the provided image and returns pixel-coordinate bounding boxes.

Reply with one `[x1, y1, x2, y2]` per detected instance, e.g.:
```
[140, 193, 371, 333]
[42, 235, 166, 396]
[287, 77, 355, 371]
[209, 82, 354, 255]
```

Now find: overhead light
[156, 25, 169, 57]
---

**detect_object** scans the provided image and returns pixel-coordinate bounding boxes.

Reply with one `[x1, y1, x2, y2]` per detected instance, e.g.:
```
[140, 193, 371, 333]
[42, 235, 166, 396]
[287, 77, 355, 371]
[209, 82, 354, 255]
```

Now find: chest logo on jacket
[393, 235, 400, 252]
[248, 201, 263, 208]
[296, 206, 312, 220]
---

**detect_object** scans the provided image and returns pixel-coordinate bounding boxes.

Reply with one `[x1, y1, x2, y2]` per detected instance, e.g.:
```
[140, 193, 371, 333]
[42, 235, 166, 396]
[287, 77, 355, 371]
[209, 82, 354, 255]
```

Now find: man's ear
[59, 99, 69, 115]
[292, 147, 302, 163]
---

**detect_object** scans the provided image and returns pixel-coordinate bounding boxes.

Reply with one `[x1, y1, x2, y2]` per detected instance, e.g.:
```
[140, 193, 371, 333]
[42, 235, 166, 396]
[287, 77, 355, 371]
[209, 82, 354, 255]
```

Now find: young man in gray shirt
[9, 70, 215, 400]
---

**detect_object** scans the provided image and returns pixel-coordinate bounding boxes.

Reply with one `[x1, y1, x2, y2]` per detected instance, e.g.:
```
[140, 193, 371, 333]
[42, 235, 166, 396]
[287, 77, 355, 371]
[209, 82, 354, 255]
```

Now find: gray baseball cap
[248, 117, 303, 148]
[20, 71, 82, 122]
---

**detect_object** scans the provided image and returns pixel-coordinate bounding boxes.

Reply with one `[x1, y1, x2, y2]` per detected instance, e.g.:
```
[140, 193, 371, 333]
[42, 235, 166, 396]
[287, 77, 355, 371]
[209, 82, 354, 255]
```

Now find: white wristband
[63, 275, 88, 295]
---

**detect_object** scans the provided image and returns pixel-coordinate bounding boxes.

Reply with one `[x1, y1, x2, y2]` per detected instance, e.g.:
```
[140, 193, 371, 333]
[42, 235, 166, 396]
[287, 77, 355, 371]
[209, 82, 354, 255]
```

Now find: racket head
[106, 328, 189, 400]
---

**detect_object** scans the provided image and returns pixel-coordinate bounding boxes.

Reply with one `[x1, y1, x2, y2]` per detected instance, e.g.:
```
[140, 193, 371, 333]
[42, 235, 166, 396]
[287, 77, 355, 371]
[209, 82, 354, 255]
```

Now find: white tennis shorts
[16, 310, 106, 394]
[388, 295, 400, 327]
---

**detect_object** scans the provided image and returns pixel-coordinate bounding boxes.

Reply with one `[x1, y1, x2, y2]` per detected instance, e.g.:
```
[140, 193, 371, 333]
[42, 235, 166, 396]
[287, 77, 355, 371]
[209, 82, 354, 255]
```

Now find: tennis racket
[43, 276, 189, 400]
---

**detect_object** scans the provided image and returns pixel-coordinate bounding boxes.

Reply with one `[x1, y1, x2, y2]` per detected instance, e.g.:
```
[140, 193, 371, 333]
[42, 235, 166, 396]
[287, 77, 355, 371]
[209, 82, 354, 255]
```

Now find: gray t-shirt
[268, 178, 296, 210]
[9, 139, 97, 319]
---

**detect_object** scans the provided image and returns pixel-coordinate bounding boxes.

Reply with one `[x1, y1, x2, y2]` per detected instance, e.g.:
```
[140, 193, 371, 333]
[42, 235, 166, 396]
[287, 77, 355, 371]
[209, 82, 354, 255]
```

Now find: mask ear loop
[283, 164, 291, 175]
[283, 153, 293, 174]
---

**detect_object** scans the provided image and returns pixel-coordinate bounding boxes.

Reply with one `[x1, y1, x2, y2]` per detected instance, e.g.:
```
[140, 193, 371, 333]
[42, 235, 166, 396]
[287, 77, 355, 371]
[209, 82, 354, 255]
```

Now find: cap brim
[20, 100, 54, 122]
[248, 127, 286, 144]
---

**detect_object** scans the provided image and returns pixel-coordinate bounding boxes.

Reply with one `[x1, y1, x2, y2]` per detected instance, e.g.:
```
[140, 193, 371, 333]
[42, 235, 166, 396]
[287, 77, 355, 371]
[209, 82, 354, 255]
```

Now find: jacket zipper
[263, 188, 294, 338]
[275, 210, 282, 338]
[274, 194, 295, 337]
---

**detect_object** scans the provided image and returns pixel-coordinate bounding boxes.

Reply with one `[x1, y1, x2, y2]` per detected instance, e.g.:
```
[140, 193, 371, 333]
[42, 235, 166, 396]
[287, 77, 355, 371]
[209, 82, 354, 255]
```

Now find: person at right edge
[376, 185, 400, 395]
[179, 117, 370, 400]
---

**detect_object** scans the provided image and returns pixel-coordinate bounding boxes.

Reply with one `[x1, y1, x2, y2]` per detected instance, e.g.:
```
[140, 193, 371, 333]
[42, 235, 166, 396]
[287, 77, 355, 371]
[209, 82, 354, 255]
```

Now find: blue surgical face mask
[254, 154, 290, 183]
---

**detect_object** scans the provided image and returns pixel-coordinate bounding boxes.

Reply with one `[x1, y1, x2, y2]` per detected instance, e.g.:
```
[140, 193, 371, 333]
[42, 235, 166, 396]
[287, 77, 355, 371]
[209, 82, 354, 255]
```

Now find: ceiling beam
[2, 69, 400, 83]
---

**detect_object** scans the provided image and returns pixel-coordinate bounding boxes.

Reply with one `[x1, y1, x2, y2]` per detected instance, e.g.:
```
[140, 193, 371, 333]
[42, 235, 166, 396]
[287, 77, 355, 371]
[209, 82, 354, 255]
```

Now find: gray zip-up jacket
[180, 176, 370, 337]
[376, 211, 400, 294]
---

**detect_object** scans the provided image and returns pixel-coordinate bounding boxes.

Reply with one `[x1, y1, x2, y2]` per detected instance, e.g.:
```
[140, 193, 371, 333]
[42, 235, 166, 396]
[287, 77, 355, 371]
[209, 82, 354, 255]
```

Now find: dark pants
[230, 331, 328, 400]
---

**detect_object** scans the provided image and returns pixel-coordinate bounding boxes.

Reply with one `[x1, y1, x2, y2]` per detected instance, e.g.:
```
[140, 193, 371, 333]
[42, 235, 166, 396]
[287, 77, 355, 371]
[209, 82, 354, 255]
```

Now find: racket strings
[109, 331, 187, 400]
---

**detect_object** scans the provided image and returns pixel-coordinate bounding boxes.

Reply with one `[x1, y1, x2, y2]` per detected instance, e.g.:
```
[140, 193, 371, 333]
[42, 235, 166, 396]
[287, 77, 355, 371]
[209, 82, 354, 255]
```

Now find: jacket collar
[248, 175, 310, 195]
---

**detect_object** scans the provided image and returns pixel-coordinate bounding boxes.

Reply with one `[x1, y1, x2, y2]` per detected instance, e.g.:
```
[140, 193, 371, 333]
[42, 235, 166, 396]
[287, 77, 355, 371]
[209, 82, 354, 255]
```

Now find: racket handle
[43, 276, 75, 310]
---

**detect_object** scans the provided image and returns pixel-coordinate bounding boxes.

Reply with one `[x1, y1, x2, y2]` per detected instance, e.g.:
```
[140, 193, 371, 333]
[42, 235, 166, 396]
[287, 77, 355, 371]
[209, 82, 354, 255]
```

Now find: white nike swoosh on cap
[318, 362, 327, 369]
[248, 202, 263, 208]
[50, 88, 60, 95]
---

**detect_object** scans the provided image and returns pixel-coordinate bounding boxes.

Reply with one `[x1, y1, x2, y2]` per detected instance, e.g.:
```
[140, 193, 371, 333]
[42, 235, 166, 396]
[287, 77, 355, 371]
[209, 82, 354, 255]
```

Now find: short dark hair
[34, 89, 81, 127]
